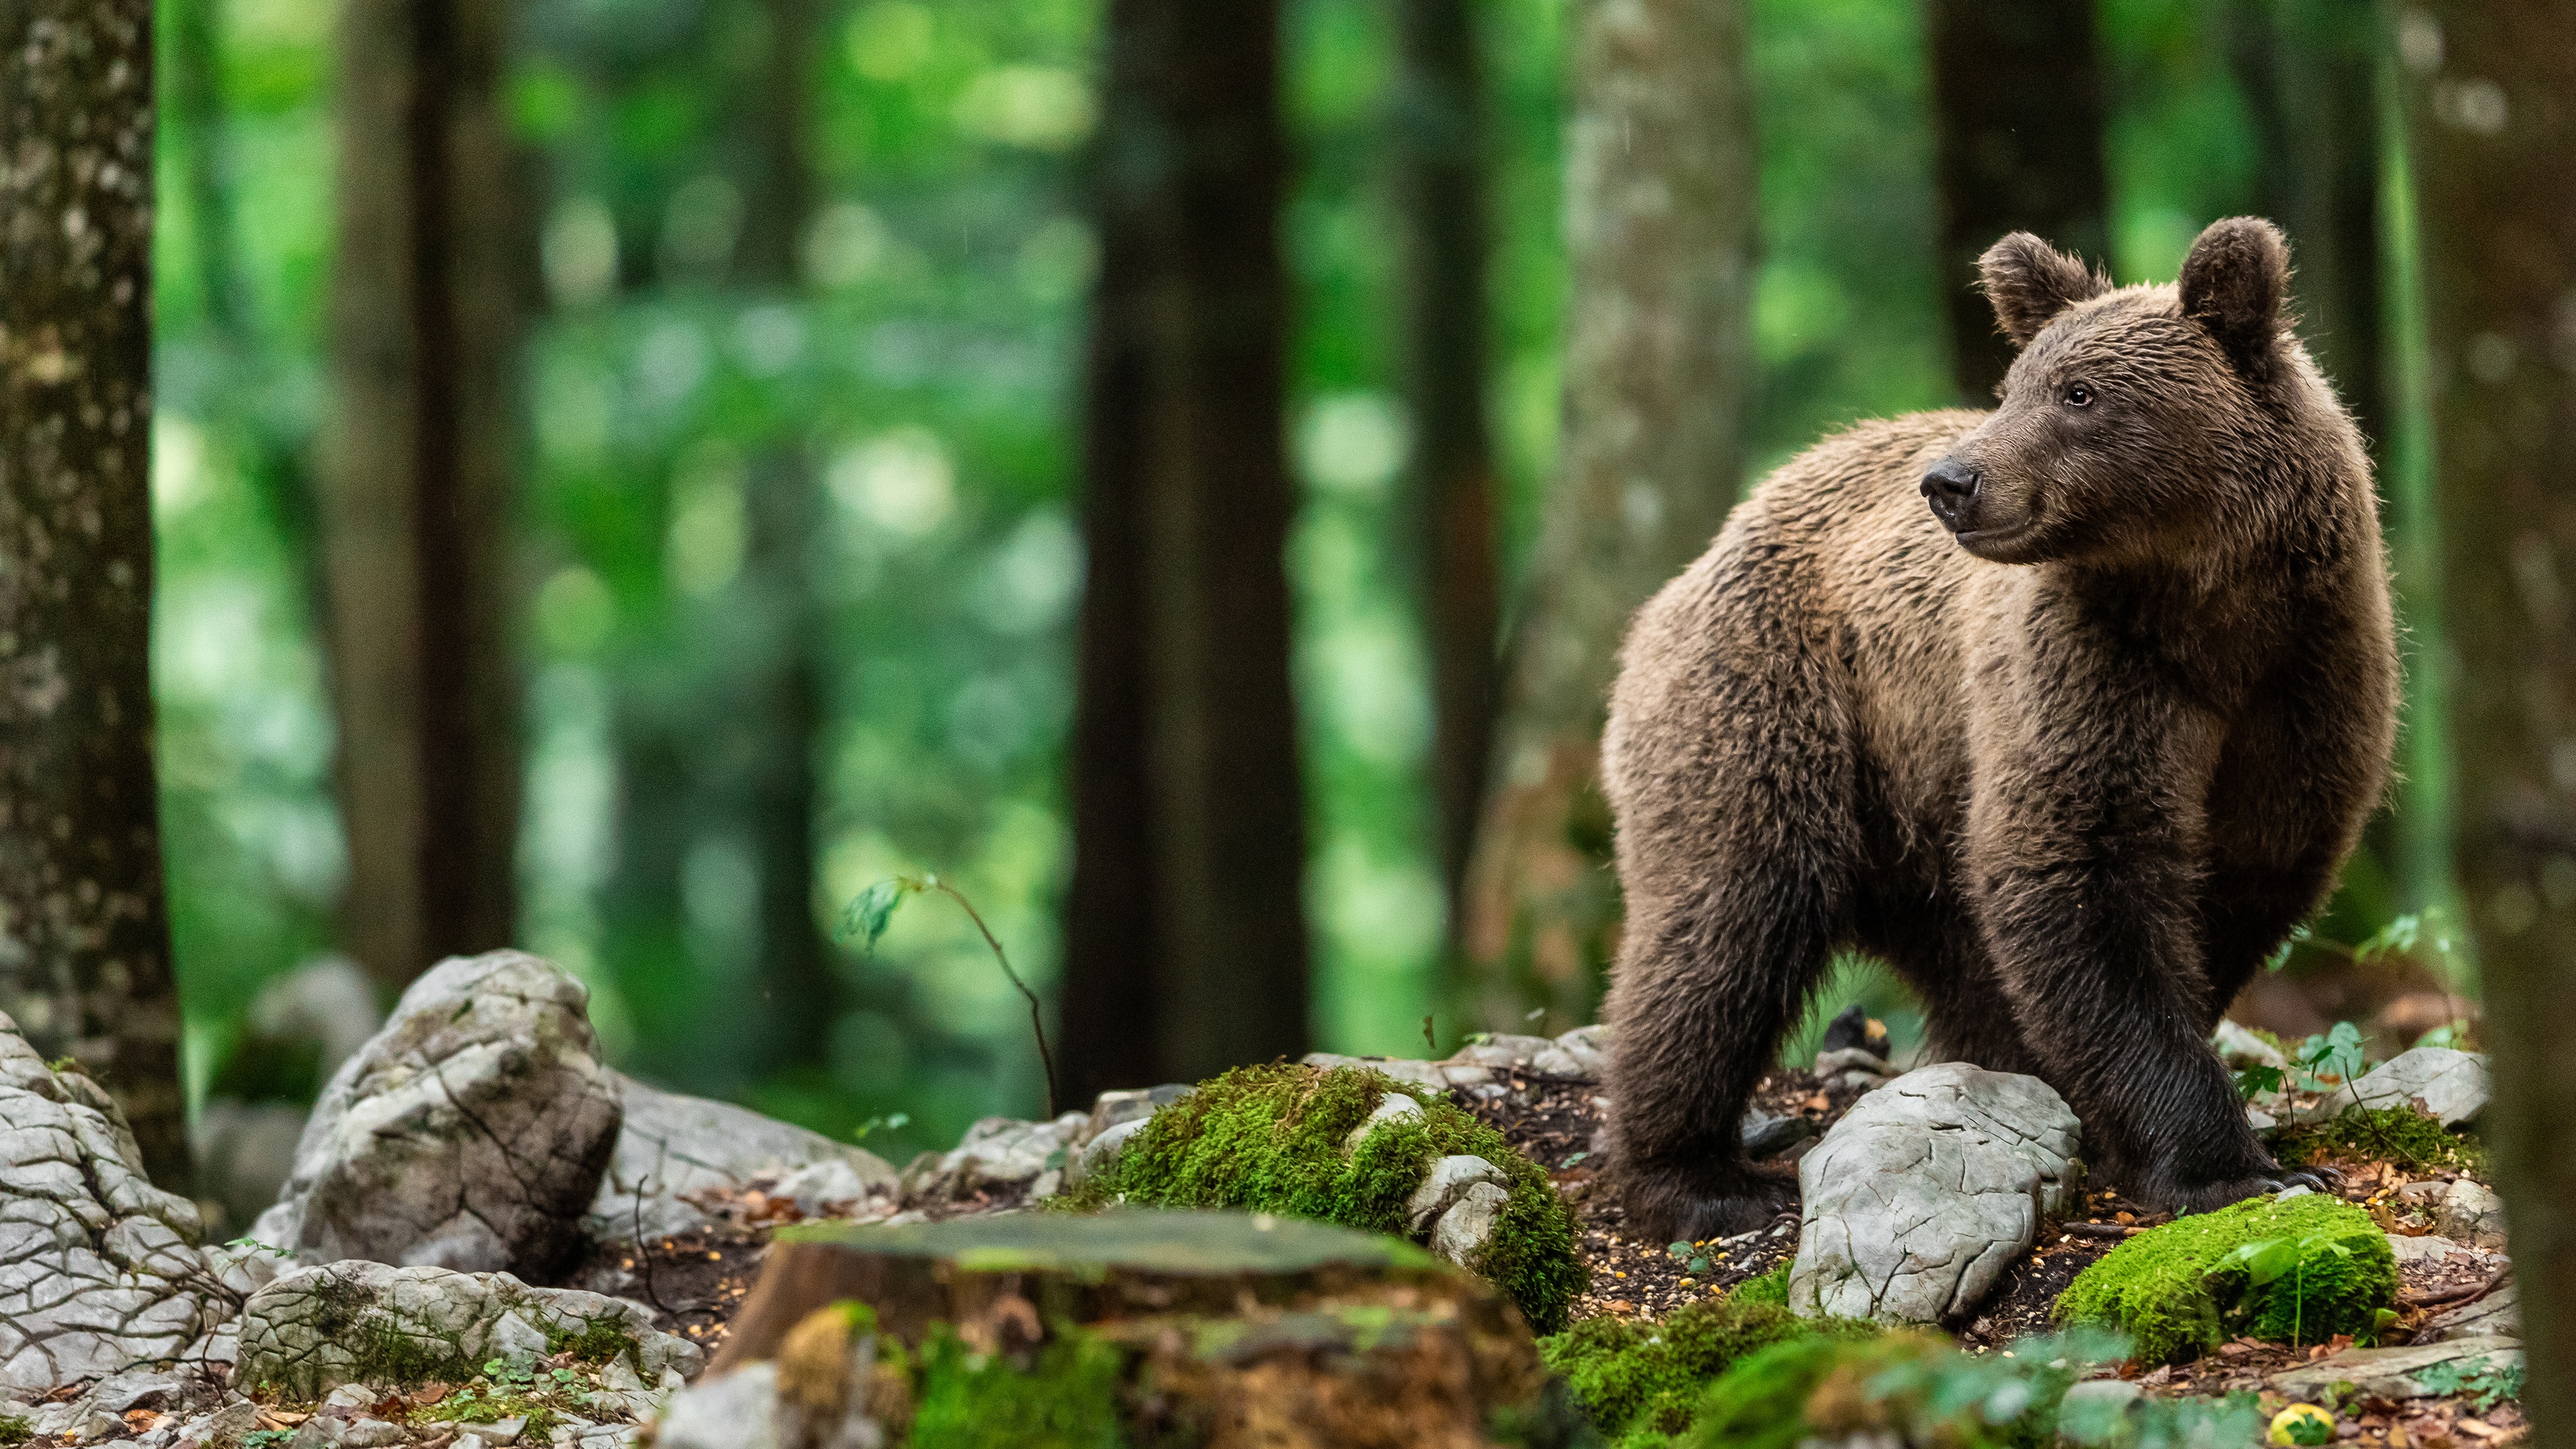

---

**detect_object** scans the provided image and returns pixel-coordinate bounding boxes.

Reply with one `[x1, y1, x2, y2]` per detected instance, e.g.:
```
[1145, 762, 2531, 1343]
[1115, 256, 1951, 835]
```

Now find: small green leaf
[837, 877, 916, 951]
[1667, 1241, 1693, 1258]
[1687, 1256, 1709, 1273]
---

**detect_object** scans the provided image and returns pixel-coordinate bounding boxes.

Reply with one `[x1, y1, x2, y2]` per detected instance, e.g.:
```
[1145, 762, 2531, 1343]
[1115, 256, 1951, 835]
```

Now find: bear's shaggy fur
[1601, 218, 2398, 1242]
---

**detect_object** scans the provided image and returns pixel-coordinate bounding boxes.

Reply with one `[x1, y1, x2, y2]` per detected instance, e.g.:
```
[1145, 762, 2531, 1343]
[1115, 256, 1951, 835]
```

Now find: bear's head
[1921, 216, 2339, 567]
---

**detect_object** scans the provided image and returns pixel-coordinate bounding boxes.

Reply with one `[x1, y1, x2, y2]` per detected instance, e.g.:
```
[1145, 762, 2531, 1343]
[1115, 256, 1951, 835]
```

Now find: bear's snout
[1921, 458, 1982, 533]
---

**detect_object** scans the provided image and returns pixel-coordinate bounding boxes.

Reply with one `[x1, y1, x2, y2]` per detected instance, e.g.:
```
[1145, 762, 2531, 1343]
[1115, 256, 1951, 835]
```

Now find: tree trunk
[731, 0, 835, 1075]
[170, 0, 329, 643]
[320, 0, 525, 994]
[2225, 0, 2385, 448]
[1060, 0, 1309, 1099]
[0, 0, 195, 1191]
[1454, 0, 1755, 1034]
[1925, 0, 2110, 402]
[2407, 2, 2576, 1439]
[1393, 0, 1503, 943]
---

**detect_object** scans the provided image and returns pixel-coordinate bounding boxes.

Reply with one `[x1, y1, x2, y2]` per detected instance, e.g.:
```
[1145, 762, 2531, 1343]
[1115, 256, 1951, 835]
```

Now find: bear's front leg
[1964, 686, 2328, 1214]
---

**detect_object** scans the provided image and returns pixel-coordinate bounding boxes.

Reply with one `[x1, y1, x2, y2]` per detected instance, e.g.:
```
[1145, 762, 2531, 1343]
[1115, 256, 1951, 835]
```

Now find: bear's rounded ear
[2178, 217, 2290, 379]
[1978, 233, 2110, 347]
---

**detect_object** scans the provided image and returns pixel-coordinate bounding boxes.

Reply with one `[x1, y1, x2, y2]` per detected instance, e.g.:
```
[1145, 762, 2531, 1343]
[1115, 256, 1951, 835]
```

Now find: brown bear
[1599, 217, 2398, 1242]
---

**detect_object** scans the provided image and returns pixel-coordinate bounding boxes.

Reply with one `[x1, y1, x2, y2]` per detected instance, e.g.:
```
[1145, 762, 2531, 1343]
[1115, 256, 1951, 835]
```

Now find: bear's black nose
[1921, 458, 1981, 531]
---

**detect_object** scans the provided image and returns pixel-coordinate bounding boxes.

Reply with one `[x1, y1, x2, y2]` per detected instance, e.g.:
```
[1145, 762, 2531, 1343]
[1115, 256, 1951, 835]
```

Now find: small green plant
[853, 1112, 911, 1142]
[2293, 1022, 2366, 1091]
[239, 1432, 296, 1449]
[2414, 1354, 2524, 1410]
[840, 873, 1057, 1117]
[0, 1413, 30, 1448]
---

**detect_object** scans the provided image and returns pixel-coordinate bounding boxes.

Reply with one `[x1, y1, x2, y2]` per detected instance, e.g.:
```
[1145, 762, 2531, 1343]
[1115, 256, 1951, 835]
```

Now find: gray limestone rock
[1531, 1025, 1609, 1079]
[898, 1112, 1087, 1205]
[1790, 1063, 2084, 1325]
[2211, 1020, 2290, 1072]
[2267, 1340, 2522, 1400]
[590, 1075, 897, 1239]
[2435, 1180, 2508, 1249]
[2299, 1047, 2489, 1128]
[2424, 1282, 2518, 1342]
[1341, 1092, 1426, 1152]
[1079, 1084, 1193, 1146]
[653, 1363, 781, 1449]
[0, 1017, 240, 1390]
[232, 1260, 701, 1399]
[252, 951, 625, 1277]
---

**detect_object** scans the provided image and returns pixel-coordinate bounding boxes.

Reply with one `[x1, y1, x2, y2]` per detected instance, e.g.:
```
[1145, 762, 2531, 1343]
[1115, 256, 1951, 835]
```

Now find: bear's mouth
[1951, 520, 2039, 560]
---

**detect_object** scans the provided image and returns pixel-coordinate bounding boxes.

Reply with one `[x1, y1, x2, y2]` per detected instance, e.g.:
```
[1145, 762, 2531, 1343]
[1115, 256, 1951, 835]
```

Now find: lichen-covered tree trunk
[1394, 0, 1503, 944]
[1455, 0, 1754, 1033]
[0, 0, 195, 1191]
[1060, 0, 1309, 1097]
[1926, 0, 2110, 402]
[321, 0, 525, 994]
[2406, 2, 2576, 1438]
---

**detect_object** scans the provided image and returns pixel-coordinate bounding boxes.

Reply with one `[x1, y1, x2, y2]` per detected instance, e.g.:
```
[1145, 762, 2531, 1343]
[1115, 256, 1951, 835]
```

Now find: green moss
[2276, 1106, 2485, 1174]
[1686, 1334, 1949, 1449]
[0, 1415, 27, 1448]
[1535, 1293, 1876, 1448]
[2053, 1193, 2396, 1364]
[545, 1318, 643, 1367]
[1729, 1263, 1790, 1307]
[908, 1322, 1128, 1449]
[1067, 1063, 1589, 1332]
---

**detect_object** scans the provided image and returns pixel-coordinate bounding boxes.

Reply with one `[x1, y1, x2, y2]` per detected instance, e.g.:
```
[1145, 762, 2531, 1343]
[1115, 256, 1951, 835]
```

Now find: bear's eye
[2063, 383, 2095, 408]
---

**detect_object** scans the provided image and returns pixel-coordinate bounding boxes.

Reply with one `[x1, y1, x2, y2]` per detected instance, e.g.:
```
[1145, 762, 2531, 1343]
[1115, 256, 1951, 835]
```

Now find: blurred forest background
[147, 0, 2476, 1203]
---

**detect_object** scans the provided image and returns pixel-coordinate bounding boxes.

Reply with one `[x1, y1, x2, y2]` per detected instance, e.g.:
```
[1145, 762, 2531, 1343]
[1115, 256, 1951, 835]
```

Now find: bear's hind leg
[1604, 869, 1843, 1243]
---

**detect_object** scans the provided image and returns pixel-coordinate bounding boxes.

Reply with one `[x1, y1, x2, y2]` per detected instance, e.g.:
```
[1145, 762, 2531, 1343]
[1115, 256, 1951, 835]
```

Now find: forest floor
[561, 1063, 2524, 1446]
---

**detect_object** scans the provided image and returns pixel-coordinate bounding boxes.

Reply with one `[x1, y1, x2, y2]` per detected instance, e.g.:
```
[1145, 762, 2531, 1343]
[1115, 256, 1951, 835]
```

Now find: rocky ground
[0, 951, 2525, 1449]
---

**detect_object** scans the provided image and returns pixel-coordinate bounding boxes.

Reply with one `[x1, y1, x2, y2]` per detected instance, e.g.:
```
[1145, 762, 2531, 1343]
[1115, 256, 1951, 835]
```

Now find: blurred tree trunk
[728, 0, 836, 1075]
[1926, 0, 2110, 402]
[2408, 2, 2576, 1439]
[170, 0, 330, 649]
[2226, 0, 2385, 445]
[1393, 0, 1502, 947]
[1456, 0, 1755, 1033]
[0, 0, 195, 1190]
[1061, 0, 1309, 1099]
[2226, 0, 2404, 906]
[321, 0, 525, 994]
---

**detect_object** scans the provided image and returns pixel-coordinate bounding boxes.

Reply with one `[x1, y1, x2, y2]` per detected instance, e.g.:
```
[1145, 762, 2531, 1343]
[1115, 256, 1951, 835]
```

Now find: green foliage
[1687, 1332, 2049, 1449]
[908, 1322, 1128, 1449]
[2274, 1106, 2485, 1175]
[1065, 1063, 1587, 1332]
[237, 1432, 296, 1449]
[0, 1415, 28, 1448]
[2054, 1195, 2396, 1364]
[2292, 1024, 2367, 1092]
[1536, 1291, 1878, 1447]
[2412, 1353, 2524, 1410]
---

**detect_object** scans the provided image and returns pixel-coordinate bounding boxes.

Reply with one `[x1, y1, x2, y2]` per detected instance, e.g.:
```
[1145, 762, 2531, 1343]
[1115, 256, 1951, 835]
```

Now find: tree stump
[706, 1210, 1574, 1449]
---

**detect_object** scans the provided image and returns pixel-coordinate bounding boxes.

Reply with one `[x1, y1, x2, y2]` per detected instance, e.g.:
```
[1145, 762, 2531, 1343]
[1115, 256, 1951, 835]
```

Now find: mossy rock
[2053, 1193, 2396, 1364]
[1536, 1290, 1877, 1448]
[708, 1210, 1567, 1448]
[1061, 1062, 1588, 1332]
